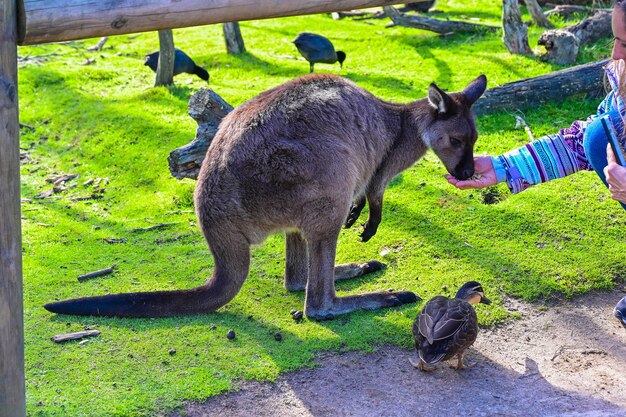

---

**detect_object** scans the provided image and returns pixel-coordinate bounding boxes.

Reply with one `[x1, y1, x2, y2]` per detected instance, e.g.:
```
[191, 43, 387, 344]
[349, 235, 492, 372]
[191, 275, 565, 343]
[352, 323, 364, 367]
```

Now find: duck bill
[480, 295, 492, 305]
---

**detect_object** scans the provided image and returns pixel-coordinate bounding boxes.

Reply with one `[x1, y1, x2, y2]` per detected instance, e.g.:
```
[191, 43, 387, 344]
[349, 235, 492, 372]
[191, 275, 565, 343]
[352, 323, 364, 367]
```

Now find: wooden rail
[18, 0, 413, 45]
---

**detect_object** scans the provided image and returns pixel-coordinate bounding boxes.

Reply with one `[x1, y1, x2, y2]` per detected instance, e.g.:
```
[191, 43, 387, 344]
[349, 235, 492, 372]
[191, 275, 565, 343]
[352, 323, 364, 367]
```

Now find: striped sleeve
[490, 91, 620, 194]
[491, 133, 583, 194]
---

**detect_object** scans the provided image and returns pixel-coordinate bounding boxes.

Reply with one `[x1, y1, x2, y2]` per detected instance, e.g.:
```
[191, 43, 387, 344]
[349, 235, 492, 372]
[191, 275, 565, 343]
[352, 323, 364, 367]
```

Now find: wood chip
[51, 329, 101, 343]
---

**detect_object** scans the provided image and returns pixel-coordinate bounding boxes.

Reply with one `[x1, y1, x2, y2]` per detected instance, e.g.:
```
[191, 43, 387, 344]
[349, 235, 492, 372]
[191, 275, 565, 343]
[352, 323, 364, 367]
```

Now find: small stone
[226, 330, 236, 340]
[169, 349, 176, 355]
[274, 333, 282, 341]
[291, 310, 303, 321]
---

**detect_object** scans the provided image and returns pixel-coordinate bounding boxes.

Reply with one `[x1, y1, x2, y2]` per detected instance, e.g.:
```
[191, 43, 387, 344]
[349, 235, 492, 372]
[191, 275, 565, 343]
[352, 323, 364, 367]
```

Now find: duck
[292, 32, 346, 73]
[411, 281, 491, 371]
[615, 296, 626, 329]
[144, 48, 209, 82]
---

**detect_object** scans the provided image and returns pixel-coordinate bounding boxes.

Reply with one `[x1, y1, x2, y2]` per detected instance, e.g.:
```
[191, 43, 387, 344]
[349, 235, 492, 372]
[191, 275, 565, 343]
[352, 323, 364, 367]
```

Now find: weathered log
[472, 59, 607, 116]
[155, 30, 175, 86]
[383, 6, 498, 33]
[524, 0, 553, 28]
[223, 22, 246, 55]
[502, 0, 532, 54]
[541, 0, 595, 5]
[168, 89, 234, 180]
[545, 5, 606, 18]
[538, 10, 611, 65]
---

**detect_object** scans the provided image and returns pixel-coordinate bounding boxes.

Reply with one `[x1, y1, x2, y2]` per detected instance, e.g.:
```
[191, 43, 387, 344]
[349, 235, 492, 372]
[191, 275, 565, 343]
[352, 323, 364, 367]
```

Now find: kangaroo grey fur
[44, 73, 487, 320]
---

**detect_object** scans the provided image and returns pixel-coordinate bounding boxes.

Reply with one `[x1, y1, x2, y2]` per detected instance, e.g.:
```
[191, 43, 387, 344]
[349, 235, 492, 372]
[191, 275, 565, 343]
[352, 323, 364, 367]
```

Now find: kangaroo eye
[450, 137, 462, 147]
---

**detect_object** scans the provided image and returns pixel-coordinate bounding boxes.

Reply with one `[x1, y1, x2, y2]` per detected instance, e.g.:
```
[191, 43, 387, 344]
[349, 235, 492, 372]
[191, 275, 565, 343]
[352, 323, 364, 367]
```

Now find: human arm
[446, 131, 588, 192]
[604, 143, 626, 203]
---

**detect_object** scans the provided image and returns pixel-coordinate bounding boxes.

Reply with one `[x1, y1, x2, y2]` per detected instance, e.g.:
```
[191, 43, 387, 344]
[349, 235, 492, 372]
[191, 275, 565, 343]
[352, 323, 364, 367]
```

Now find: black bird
[292, 32, 346, 73]
[615, 296, 626, 329]
[411, 281, 491, 371]
[144, 49, 209, 82]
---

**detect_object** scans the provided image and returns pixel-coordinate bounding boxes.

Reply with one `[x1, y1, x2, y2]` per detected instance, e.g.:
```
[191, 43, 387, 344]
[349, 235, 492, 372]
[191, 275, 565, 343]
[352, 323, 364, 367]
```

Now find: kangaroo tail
[44, 236, 250, 317]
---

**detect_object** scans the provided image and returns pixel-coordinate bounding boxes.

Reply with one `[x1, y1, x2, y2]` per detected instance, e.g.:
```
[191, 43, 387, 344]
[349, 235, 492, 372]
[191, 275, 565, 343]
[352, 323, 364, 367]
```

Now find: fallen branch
[51, 329, 101, 343]
[472, 59, 607, 117]
[545, 5, 606, 18]
[78, 264, 117, 282]
[383, 6, 498, 34]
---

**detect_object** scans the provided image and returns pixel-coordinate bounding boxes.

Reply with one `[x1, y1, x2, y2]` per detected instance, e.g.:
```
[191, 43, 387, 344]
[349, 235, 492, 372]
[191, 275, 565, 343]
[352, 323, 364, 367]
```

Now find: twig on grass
[51, 329, 101, 343]
[514, 115, 535, 142]
[130, 223, 176, 232]
[78, 264, 117, 282]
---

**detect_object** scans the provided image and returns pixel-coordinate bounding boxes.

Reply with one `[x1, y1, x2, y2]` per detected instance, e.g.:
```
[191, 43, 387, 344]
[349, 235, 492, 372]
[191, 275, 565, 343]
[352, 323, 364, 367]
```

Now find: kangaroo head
[423, 74, 487, 180]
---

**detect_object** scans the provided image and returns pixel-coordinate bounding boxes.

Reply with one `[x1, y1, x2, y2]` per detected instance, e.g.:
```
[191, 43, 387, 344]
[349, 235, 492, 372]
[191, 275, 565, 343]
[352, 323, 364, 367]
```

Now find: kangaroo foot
[305, 291, 418, 320]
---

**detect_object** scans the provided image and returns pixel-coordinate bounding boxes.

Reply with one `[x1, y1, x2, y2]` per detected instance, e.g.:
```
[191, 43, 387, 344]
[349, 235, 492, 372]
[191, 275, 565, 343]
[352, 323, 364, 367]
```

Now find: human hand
[445, 155, 498, 190]
[604, 144, 626, 203]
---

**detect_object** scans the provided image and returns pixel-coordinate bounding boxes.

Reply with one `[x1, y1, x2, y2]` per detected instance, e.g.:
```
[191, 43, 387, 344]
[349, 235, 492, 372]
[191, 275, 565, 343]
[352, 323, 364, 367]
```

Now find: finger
[607, 143, 617, 165]
[451, 180, 483, 190]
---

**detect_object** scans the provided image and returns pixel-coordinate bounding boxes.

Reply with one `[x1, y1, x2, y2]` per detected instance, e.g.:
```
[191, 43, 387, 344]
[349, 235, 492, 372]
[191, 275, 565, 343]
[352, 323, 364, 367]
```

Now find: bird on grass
[411, 281, 491, 372]
[615, 296, 626, 329]
[292, 32, 346, 73]
[144, 48, 209, 82]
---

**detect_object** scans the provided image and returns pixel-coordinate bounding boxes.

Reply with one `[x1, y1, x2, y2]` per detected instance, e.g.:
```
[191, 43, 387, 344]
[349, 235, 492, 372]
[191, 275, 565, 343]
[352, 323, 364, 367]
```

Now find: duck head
[455, 281, 491, 305]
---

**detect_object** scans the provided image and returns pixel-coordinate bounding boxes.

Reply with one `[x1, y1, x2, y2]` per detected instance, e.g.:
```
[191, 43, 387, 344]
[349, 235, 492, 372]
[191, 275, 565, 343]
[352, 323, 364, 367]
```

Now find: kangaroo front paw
[360, 224, 378, 242]
[345, 210, 361, 229]
[345, 198, 365, 229]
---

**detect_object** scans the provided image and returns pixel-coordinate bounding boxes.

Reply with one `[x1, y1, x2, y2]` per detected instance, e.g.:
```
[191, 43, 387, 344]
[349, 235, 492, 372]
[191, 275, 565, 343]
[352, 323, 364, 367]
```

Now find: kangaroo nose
[455, 167, 474, 180]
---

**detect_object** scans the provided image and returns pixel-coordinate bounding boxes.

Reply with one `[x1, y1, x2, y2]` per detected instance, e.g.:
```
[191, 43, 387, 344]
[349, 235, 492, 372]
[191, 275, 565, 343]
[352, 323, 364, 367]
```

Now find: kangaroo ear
[462, 74, 487, 106]
[428, 83, 454, 115]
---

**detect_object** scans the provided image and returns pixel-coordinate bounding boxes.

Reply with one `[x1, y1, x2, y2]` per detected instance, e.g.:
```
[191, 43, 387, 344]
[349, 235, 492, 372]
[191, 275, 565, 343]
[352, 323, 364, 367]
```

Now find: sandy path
[172, 290, 626, 417]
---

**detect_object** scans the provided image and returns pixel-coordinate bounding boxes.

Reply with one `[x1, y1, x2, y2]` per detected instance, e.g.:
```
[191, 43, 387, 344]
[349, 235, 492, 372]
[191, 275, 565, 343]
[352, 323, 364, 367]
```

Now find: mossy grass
[19, 1, 625, 415]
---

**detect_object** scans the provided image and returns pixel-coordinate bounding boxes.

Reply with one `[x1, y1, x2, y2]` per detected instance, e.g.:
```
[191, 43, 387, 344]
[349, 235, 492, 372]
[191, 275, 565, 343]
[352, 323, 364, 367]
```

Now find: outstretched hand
[604, 144, 626, 203]
[445, 155, 498, 190]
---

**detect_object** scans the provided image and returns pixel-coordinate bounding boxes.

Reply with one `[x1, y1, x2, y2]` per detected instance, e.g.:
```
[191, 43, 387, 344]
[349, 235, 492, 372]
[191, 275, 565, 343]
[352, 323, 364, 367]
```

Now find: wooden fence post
[0, 0, 25, 415]
[155, 29, 175, 86]
[223, 22, 246, 54]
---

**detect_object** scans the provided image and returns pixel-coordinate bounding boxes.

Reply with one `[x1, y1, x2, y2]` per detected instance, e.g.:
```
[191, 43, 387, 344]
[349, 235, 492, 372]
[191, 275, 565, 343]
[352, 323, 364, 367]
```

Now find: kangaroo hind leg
[285, 231, 385, 291]
[303, 234, 418, 320]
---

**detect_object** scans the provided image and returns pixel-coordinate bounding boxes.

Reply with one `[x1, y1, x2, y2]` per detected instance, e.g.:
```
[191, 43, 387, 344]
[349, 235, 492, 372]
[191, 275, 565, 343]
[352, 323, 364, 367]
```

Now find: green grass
[18, 2, 626, 416]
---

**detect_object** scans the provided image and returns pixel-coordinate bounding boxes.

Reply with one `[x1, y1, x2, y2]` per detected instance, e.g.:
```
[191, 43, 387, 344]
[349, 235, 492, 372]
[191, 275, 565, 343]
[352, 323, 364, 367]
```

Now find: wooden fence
[0, 1, 414, 416]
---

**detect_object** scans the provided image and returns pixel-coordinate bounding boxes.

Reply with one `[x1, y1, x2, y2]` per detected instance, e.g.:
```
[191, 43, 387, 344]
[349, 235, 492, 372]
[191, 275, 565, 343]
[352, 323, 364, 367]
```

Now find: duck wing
[417, 297, 474, 344]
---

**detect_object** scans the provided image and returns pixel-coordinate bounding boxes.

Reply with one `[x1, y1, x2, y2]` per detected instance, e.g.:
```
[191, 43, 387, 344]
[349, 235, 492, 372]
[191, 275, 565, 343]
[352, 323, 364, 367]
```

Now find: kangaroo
[44, 73, 487, 320]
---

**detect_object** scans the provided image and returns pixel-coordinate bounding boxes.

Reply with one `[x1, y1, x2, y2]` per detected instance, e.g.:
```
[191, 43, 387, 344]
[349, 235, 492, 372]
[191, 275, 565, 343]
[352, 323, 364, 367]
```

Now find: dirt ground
[172, 290, 626, 417]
